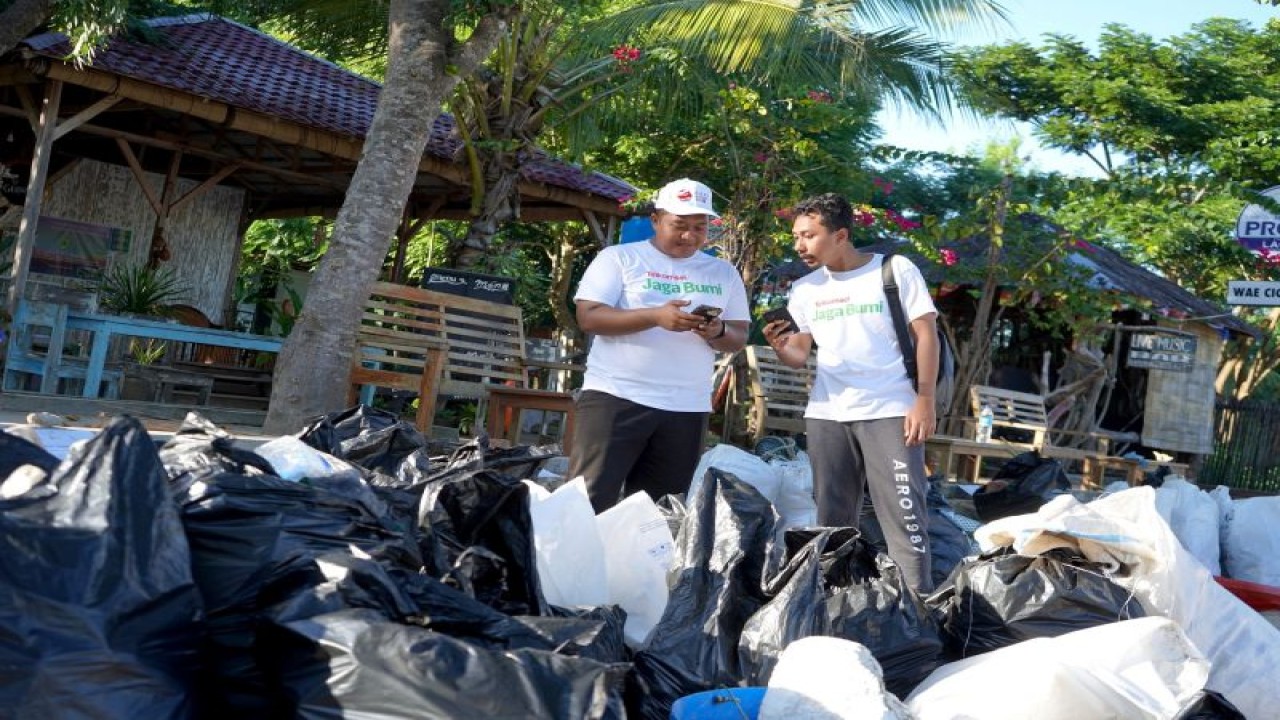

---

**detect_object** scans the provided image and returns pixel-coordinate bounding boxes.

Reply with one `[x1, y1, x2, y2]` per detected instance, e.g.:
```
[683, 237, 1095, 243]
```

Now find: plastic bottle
[976, 404, 994, 443]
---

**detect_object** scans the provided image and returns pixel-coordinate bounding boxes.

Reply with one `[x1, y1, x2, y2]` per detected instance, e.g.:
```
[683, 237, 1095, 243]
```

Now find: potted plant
[98, 263, 187, 318]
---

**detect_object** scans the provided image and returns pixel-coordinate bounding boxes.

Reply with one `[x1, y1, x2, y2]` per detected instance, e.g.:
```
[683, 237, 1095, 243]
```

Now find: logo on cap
[677, 189, 693, 201]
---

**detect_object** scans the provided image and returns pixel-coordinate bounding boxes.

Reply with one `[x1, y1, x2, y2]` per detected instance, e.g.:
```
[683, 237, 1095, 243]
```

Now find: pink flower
[852, 209, 876, 227]
[711, 217, 724, 227]
[872, 177, 894, 195]
[612, 44, 641, 64]
[1072, 238, 1096, 254]
[753, 152, 769, 164]
[940, 248, 958, 266]
[806, 89, 832, 103]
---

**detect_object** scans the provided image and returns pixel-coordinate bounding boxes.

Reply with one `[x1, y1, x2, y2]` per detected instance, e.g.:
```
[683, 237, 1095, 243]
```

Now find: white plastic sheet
[524, 478, 609, 608]
[974, 487, 1280, 719]
[907, 617, 1210, 720]
[596, 490, 676, 647]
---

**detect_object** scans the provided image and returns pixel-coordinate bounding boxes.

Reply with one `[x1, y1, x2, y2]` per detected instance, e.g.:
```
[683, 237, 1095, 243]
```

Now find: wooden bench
[722, 345, 815, 445]
[352, 282, 576, 440]
[927, 385, 1187, 488]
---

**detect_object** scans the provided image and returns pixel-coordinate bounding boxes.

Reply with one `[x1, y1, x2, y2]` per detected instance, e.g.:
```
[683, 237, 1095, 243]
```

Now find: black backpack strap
[881, 253, 919, 390]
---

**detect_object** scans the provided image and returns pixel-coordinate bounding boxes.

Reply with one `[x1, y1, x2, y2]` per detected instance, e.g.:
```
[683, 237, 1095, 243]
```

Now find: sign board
[1227, 280, 1280, 306]
[420, 267, 515, 305]
[1235, 185, 1280, 255]
[1127, 331, 1197, 373]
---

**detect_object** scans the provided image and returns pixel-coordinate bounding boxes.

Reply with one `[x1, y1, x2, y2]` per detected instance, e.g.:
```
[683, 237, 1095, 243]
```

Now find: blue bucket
[669, 687, 766, 720]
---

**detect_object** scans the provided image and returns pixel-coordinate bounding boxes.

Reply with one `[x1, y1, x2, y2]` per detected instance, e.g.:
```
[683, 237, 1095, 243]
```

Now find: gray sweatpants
[806, 416, 933, 593]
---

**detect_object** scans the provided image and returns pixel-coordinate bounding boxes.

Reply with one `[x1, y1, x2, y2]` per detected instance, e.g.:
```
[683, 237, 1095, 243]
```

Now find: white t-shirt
[788, 254, 937, 422]
[574, 241, 750, 412]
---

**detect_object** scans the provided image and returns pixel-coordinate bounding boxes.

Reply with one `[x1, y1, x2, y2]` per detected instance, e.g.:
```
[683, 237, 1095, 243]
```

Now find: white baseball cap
[654, 178, 719, 217]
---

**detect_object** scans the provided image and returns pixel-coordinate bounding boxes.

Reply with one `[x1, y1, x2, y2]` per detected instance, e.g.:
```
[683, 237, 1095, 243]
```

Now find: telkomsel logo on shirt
[641, 271, 724, 296]
[812, 301, 882, 322]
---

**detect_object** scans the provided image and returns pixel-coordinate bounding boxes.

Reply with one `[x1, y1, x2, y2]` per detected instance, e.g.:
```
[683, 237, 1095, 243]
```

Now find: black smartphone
[762, 306, 799, 334]
[690, 304, 723, 320]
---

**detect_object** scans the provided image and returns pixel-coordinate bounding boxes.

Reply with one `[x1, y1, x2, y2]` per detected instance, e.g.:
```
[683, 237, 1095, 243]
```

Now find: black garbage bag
[158, 413, 275, 484]
[1174, 691, 1246, 719]
[0, 417, 203, 719]
[0, 428, 59, 477]
[272, 608, 627, 720]
[739, 527, 942, 698]
[857, 479, 977, 588]
[927, 547, 1145, 660]
[973, 451, 1071, 523]
[438, 434, 563, 480]
[259, 550, 628, 665]
[179, 471, 421, 717]
[418, 467, 548, 616]
[295, 404, 433, 481]
[629, 468, 780, 720]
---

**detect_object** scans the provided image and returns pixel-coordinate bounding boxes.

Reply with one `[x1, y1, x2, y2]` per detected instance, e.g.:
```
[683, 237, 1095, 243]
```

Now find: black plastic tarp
[0, 428, 59, 477]
[0, 417, 203, 719]
[296, 404, 433, 482]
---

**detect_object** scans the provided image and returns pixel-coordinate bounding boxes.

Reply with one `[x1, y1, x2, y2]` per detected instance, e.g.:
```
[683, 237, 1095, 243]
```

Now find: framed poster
[1127, 331, 1196, 373]
[30, 216, 131, 280]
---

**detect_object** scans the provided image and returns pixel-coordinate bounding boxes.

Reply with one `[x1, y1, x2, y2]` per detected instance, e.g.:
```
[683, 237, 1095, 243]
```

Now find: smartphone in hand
[690, 304, 723, 321]
[762, 306, 799, 334]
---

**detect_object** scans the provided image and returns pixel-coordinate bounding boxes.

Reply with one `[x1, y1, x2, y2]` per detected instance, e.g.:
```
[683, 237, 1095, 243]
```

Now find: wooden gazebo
[0, 13, 632, 321]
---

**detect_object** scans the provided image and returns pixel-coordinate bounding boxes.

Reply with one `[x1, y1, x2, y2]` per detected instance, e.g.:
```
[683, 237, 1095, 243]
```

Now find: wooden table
[485, 386, 575, 452]
[65, 311, 283, 399]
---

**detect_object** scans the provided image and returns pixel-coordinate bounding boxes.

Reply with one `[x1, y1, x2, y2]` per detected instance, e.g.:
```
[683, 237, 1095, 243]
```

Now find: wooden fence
[1202, 398, 1280, 493]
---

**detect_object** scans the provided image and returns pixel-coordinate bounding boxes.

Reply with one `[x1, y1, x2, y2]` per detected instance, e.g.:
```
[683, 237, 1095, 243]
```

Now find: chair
[721, 345, 815, 445]
[2, 299, 120, 397]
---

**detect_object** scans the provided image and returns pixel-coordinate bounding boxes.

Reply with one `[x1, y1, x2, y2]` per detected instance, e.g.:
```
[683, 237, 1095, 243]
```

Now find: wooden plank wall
[1142, 321, 1222, 455]
[40, 158, 245, 324]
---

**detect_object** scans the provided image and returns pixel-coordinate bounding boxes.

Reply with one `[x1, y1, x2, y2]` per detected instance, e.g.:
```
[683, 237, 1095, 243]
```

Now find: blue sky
[876, 0, 1278, 175]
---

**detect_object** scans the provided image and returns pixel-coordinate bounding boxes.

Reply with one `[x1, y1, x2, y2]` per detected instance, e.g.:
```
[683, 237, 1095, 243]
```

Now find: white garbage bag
[524, 478, 609, 608]
[771, 450, 818, 530]
[253, 435, 361, 482]
[689, 444, 782, 505]
[761, 636, 913, 720]
[1154, 477, 1221, 576]
[907, 617, 1209, 720]
[596, 490, 676, 647]
[1221, 494, 1280, 586]
[974, 487, 1280, 719]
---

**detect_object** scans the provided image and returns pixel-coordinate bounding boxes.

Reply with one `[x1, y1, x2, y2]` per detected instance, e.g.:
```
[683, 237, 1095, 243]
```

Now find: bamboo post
[6, 79, 61, 319]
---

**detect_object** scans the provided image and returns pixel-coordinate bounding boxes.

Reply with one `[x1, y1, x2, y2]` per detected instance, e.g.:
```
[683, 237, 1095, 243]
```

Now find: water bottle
[976, 404, 994, 443]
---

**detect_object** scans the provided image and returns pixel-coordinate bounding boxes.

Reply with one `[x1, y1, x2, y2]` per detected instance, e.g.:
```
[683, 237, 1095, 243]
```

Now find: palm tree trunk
[263, 0, 508, 433]
[452, 159, 520, 270]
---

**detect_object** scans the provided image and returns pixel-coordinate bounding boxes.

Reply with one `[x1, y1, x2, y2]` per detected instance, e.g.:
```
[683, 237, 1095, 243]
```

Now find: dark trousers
[568, 390, 707, 513]
[806, 416, 933, 593]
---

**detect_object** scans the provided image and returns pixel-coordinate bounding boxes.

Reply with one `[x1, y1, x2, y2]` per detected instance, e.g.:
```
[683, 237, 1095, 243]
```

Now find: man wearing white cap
[569, 178, 751, 512]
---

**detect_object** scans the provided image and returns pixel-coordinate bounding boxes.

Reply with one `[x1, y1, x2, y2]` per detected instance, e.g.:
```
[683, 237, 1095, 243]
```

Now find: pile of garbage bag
[2, 413, 1278, 719]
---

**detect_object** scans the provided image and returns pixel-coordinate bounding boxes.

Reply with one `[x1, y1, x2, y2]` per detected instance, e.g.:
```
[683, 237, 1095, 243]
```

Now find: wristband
[713, 319, 728, 339]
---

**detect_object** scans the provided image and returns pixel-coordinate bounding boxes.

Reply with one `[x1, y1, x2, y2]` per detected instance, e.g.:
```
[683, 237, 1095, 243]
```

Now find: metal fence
[1203, 398, 1280, 493]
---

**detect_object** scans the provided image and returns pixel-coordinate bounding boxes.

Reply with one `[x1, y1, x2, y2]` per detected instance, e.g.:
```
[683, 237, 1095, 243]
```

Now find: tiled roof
[21, 14, 634, 202]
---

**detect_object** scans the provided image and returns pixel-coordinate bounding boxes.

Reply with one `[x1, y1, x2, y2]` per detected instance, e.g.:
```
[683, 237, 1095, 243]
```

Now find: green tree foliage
[954, 19, 1280, 398]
